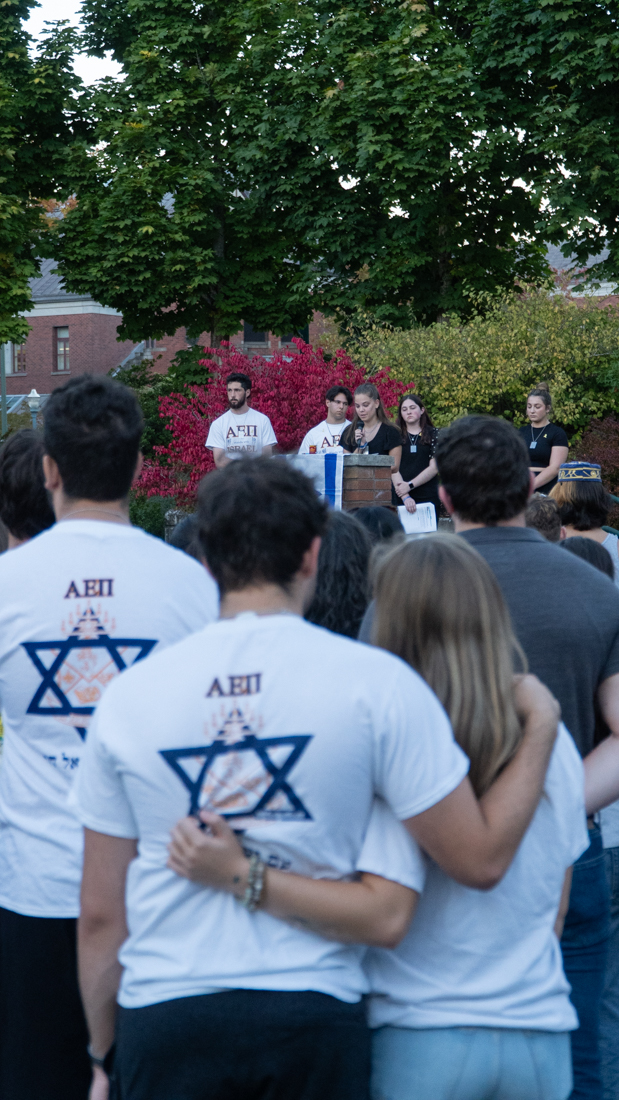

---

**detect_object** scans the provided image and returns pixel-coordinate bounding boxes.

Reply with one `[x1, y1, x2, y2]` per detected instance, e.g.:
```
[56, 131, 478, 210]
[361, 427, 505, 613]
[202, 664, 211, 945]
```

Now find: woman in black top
[339, 383, 402, 473]
[518, 384, 568, 493]
[391, 393, 440, 520]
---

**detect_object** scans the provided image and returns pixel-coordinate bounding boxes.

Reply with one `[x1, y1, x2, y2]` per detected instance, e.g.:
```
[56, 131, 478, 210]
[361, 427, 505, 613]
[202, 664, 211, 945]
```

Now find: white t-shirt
[360, 724, 588, 1032]
[0, 521, 218, 919]
[74, 613, 468, 1009]
[206, 408, 277, 459]
[298, 420, 349, 454]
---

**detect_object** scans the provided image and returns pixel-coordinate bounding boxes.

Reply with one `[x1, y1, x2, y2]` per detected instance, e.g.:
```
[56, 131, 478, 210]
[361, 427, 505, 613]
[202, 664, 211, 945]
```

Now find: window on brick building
[4, 343, 26, 374]
[12, 344, 26, 374]
[281, 326, 310, 344]
[243, 322, 267, 344]
[55, 327, 70, 372]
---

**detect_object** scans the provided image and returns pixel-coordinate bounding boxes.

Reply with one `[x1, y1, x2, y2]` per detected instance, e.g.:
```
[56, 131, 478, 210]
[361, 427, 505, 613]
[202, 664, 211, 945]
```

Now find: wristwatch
[88, 1044, 115, 1074]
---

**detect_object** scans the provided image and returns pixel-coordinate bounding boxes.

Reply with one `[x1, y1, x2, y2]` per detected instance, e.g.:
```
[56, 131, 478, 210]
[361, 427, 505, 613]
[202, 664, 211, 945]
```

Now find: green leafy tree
[0, 1, 82, 343]
[467, 0, 619, 286]
[55, 0, 619, 336]
[54, 0, 314, 343]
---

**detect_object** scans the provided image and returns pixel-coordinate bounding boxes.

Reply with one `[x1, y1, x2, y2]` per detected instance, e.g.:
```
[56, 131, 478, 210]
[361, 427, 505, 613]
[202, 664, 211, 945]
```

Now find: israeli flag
[287, 452, 344, 510]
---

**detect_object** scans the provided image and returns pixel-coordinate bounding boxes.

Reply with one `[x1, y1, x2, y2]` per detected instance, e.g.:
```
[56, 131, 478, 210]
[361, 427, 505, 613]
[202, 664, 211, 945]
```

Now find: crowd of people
[0, 371, 618, 1100]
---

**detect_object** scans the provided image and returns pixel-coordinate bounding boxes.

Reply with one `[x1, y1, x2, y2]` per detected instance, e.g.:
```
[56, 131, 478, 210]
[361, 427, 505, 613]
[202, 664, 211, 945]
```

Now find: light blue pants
[371, 1025, 573, 1100]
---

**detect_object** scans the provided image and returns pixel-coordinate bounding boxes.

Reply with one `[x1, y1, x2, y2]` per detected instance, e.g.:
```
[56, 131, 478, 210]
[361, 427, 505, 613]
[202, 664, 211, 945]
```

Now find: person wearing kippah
[519, 385, 569, 493]
[550, 463, 619, 589]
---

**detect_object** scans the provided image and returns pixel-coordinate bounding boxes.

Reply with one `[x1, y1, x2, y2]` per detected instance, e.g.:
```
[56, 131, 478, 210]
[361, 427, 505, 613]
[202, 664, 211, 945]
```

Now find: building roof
[29, 258, 91, 303]
[546, 243, 610, 271]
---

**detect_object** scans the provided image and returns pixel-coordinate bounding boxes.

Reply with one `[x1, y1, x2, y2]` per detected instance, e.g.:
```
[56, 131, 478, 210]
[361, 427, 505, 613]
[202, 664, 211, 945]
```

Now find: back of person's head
[436, 416, 531, 525]
[373, 534, 525, 797]
[197, 457, 328, 594]
[44, 375, 143, 502]
[0, 429, 55, 540]
[561, 536, 615, 580]
[325, 385, 353, 405]
[304, 511, 372, 638]
[352, 506, 404, 545]
[168, 515, 201, 561]
[550, 479, 611, 531]
[525, 494, 562, 543]
[226, 372, 252, 392]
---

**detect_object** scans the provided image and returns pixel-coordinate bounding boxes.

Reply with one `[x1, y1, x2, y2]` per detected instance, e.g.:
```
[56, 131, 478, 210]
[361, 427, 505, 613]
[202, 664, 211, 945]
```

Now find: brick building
[1, 259, 330, 408]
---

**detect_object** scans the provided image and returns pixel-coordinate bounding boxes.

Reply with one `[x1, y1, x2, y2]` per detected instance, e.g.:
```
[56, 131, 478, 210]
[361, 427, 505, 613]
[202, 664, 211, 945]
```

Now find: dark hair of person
[197, 456, 328, 594]
[340, 383, 393, 450]
[524, 494, 561, 543]
[561, 537, 615, 580]
[43, 376, 143, 502]
[325, 385, 353, 405]
[527, 382, 552, 413]
[168, 515, 201, 561]
[304, 511, 372, 638]
[373, 536, 526, 798]
[549, 479, 612, 531]
[396, 392, 435, 446]
[0, 429, 55, 540]
[225, 372, 252, 392]
[351, 505, 403, 545]
[435, 415, 531, 525]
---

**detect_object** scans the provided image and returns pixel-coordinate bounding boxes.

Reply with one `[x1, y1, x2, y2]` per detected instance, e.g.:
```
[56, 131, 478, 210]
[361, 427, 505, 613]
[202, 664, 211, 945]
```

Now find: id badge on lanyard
[410, 445, 417, 453]
[530, 441, 537, 450]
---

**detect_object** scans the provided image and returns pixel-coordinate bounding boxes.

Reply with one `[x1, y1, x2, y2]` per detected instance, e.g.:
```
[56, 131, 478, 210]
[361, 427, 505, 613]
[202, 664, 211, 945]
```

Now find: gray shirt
[359, 526, 619, 758]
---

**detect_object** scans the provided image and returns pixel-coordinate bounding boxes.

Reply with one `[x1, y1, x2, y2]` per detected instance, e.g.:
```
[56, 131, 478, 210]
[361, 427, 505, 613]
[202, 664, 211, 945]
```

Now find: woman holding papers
[392, 394, 440, 522]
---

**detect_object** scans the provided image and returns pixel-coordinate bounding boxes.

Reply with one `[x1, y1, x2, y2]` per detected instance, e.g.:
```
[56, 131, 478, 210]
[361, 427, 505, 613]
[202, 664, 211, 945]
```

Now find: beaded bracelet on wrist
[241, 852, 266, 912]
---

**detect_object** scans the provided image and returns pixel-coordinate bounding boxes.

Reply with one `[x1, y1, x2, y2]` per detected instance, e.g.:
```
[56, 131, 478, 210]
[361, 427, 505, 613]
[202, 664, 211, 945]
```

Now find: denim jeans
[371, 1026, 573, 1100]
[561, 824, 611, 1100]
[599, 846, 619, 1100]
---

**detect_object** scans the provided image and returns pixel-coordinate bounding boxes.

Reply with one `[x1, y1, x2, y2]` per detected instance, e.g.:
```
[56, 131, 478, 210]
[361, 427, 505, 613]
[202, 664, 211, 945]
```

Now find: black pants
[113, 988, 371, 1100]
[0, 906, 91, 1100]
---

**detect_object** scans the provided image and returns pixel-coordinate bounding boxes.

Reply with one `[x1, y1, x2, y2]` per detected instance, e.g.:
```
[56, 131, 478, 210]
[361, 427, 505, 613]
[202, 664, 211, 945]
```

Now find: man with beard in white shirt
[298, 386, 353, 453]
[0, 376, 218, 1100]
[76, 457, 560, 1100]
[206, 372, 277, 467]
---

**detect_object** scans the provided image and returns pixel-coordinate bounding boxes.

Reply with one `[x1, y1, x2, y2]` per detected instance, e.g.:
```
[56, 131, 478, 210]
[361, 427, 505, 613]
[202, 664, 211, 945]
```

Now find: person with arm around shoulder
[205, 372, 277, 468]
[519, 384, 569, 493]
[298, 386, 352, 453]
[77, 456, 558, 1100]
[338, 384, 402, 475]
[168, 535, 575, 1100]
[391, 393, 440, 520]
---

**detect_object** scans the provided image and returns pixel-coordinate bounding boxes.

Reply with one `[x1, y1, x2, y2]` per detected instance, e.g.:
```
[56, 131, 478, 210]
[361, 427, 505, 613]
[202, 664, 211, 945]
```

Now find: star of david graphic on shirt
[161, 706, 313, 823]
[23, 608, 157, 741]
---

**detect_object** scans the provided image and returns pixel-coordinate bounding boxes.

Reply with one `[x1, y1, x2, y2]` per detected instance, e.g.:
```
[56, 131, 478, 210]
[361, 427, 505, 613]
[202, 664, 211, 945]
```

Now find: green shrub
[345, 290, 619, 436]
[128, 493, 168, 539]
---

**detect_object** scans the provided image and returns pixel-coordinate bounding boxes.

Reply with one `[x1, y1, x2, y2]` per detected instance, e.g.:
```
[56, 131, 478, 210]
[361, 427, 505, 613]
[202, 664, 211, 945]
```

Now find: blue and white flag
[287, 452, 344, 510]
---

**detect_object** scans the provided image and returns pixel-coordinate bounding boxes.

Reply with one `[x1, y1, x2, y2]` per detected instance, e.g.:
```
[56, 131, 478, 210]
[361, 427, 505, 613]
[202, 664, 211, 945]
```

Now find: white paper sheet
[397, 503, 438, 534]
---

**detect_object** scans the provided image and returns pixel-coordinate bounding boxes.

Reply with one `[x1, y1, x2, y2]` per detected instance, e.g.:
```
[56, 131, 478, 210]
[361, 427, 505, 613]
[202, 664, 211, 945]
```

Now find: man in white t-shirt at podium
[298, 385, 353, 454]
[206, 373, 277, 467]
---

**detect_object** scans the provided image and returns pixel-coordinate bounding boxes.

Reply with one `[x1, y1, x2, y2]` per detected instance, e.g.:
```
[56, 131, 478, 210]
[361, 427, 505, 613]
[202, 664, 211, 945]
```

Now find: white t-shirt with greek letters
[74, 613, 468, 1008]
[206, 408, 277, 459]
[298, 420, 349, 453]
[0, 520, 218, 919]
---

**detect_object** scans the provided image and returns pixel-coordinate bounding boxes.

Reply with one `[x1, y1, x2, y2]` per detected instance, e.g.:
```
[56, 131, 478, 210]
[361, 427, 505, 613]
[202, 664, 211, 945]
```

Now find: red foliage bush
[572, 417, 619, 528]
[136, 341, 410, 505]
